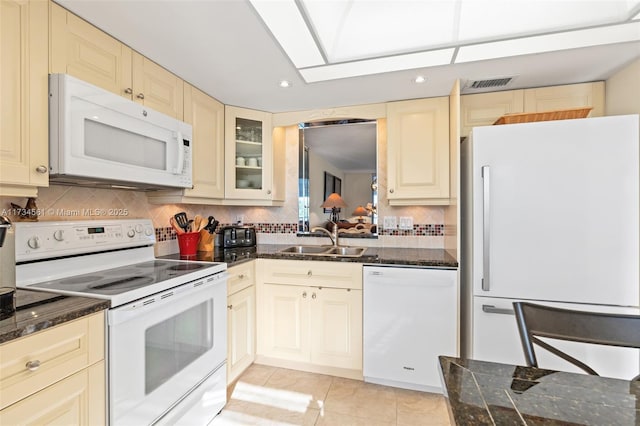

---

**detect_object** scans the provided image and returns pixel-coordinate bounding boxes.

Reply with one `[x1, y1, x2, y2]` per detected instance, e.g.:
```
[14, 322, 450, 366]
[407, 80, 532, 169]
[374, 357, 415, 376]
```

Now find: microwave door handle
[173, 132, 184, 174]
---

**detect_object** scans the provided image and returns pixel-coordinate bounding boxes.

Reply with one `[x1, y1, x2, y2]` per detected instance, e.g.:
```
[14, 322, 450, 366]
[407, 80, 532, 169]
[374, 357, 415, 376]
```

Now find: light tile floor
[212, 364, 452, 426]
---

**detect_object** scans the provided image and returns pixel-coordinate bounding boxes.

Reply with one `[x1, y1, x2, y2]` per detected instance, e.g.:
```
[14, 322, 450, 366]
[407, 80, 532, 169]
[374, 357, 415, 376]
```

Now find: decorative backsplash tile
[156, 222, 444, 242]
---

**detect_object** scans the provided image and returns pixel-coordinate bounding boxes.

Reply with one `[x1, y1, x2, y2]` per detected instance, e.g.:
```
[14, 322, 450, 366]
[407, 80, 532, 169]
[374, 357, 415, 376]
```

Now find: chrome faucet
[311, 221, 339, 246]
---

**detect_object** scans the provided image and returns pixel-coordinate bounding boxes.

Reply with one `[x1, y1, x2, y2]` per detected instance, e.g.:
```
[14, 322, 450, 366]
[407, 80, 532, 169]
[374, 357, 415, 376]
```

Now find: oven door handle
[108, 272, 227, 326]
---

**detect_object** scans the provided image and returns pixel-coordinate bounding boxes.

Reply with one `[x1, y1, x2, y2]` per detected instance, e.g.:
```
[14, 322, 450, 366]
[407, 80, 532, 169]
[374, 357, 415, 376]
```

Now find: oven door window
[145, 300, 213, 394]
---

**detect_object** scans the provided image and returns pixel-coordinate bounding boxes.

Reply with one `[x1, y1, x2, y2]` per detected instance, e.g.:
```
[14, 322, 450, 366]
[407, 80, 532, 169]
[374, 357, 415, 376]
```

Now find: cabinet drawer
[0, 311, 105, 409]
[227, 261, 255, 296]
[260, 259, 362, 290]
[0, 361, 105, 425]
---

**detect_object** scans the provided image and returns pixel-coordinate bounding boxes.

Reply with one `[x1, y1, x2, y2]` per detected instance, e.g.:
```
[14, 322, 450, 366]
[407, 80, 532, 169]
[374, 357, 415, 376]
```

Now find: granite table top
[439, 356, 639, 425]
[166, 244, 459, 269]
[0, 290, 110, 344]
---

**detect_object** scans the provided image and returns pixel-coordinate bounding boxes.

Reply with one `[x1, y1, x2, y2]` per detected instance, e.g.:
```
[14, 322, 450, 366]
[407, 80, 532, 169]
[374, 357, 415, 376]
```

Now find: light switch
[383, 216, 397, 230]
[399, 216, 413, 230]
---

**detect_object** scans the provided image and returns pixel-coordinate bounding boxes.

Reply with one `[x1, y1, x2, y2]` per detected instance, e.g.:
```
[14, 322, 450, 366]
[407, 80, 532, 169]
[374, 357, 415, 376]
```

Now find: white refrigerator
[461, 114, 640, 380]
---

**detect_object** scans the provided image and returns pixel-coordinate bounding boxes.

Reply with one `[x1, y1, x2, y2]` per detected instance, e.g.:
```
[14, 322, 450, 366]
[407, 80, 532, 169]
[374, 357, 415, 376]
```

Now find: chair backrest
[513, 301, 640, 376]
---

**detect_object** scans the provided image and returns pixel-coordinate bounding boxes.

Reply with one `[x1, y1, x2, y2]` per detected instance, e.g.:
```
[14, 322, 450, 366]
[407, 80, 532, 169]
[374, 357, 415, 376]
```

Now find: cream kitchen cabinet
[256, 259, 363, 378]
[147, 84, 225, 204]
[460, 90, 525, 137]
[225, 106, 276, 203]
[386, 97, 451, 205]
[50, 2, 183, 119]
[523, 82, 605, 116]
[227, 262, 256, 384]
[460, 82, 605, 137]
[0, 0, 49, 197]
[0, 311, 106, 424]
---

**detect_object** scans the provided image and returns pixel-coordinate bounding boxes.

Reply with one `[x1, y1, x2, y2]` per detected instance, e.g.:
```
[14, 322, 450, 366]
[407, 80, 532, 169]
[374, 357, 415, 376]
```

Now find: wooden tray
[493, 107, 593, 125]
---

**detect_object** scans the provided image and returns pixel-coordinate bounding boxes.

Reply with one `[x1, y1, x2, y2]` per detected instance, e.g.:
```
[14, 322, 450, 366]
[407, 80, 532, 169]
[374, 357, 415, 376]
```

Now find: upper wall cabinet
[225, 106, 279, 204]
[386, 97, 451, 206]
[0, 0, 49, 197]
[522, 82, 605, 117]
[147, 84, 225, 204]
[460, 82, 605, 137]
[460, 90, 525, 138]
[50, 2, 183, 119]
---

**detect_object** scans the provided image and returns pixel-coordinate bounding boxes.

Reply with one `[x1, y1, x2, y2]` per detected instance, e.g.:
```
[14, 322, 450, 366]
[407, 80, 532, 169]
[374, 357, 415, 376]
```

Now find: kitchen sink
[325, 246, 367, 257]
[278, 245, 333, 254]
[278, 245, 367, 257]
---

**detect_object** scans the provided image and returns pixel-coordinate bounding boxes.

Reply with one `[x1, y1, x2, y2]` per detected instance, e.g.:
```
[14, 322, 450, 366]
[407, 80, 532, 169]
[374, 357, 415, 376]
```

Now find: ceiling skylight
[250, 0, 640, 83]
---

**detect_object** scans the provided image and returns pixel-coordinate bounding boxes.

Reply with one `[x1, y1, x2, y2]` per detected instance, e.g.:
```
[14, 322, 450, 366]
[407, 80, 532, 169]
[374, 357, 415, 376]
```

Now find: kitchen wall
[7, 60, 637, 256]
[0, 124, 447, 254]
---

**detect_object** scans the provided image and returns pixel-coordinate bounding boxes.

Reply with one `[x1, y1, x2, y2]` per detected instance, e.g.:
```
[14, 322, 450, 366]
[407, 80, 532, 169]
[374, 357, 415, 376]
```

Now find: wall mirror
[298, 119, 378, 238]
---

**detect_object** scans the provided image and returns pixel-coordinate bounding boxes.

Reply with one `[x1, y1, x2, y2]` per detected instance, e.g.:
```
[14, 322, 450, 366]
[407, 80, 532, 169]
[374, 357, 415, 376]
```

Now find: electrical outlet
[235, 214, 244, 225]
[383, 216, 397, 230]
[399, 216, 413, 230]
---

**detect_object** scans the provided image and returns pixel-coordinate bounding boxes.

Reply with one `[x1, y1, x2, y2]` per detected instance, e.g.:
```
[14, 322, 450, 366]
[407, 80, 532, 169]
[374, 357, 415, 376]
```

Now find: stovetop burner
[23, 258, 224, 305]
[89, 276, 156, 292]
[167, 263, 206, 271]
[15, 219, 227, 308]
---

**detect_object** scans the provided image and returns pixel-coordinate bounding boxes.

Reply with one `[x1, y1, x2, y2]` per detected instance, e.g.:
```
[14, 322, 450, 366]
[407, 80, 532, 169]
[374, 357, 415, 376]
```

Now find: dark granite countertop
[0, 290, 110, 345]
[164, 244, 458, 269]
[439, 356, 639, 425]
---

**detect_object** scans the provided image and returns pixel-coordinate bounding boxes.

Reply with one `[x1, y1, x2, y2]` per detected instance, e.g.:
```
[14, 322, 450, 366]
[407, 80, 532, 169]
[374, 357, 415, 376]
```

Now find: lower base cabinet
[0, 311, 106, 425]
[256, 259, 363, 377]
[0, 361, 105, 425]
[227, 262, 256, 384]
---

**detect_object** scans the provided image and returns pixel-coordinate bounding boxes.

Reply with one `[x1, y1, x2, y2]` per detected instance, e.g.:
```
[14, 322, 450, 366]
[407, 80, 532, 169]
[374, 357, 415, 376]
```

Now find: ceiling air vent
[465, 76, 515, 90]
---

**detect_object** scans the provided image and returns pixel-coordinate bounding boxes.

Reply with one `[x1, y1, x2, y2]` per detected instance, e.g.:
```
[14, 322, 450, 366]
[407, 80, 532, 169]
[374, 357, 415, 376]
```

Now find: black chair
[513, 301, 640, 378]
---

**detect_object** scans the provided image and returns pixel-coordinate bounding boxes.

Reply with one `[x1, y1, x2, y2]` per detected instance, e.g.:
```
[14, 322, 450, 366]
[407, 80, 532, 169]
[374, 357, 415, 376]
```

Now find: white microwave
[49, 74, 192, 190]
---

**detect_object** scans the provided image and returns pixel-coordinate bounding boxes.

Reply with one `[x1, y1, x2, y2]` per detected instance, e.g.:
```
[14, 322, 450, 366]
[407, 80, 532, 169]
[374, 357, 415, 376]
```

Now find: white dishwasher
[363, 265, 458, 393]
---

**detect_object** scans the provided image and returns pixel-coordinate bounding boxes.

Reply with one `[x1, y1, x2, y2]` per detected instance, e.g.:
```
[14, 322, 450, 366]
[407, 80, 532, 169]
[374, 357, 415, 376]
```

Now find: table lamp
[352, 206, 368, 223]
[321, 193, 347, 222]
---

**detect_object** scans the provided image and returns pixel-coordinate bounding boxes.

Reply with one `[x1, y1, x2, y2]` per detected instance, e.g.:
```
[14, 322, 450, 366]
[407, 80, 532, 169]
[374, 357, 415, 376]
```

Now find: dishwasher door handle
[482, 304, 514, 315]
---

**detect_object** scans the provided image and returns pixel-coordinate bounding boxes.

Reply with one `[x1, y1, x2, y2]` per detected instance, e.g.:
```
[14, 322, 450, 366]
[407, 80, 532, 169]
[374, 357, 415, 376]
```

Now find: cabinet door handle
[227, 304, 233, 310]
[267, 190, 272, 195]
[35, 165, 48, 174]
[311, 292, 316, 299]
[307, 270, 312, 276]
[389, 188, 394, 193]
[302, 291, 307, 298]
[25, 360, 41, 371]
[136, 93, 145, 100]
[238, 274, 245, 279]
[124, 87, 133, 95]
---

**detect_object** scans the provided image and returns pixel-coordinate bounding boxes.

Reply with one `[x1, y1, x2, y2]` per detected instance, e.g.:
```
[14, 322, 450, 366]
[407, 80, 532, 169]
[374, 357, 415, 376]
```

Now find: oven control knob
[144, 227, 153, 236]
[27, 236, 41, 249]
[127, 229, 136, 238]
[135, 224, 143, 233]
[53, 230, 65, 241]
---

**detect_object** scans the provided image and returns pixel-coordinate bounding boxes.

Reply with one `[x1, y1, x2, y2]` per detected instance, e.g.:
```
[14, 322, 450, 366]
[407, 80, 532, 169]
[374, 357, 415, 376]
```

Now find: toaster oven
[216, 226, 256, 248]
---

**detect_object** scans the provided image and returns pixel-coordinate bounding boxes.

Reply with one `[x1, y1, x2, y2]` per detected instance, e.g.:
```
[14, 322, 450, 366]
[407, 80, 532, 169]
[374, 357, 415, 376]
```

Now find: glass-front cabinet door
[225, 105, 273, 200]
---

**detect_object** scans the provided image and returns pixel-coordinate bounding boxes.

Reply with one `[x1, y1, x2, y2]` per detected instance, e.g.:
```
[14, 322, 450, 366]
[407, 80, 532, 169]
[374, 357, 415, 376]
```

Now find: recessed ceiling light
[414, 75, 426, 83]
[279, 80, 292, 88]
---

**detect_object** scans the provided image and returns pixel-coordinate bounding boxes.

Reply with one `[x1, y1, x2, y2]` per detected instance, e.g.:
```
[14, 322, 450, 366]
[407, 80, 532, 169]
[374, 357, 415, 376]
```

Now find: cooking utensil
[204, 216, 219, 234]
[170, 217, 185, 235]
[193, 215, 203, 232]
[174, 212, 190, 232]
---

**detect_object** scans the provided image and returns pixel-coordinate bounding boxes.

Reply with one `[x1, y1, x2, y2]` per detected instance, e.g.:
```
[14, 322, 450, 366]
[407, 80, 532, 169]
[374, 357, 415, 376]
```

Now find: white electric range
[15, 219, 228, 425]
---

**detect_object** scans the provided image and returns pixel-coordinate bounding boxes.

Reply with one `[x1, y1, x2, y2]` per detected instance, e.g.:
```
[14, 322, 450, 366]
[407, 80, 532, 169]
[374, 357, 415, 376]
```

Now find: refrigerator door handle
[482, 165, 491, 291]
[482, 304, 515, 315]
